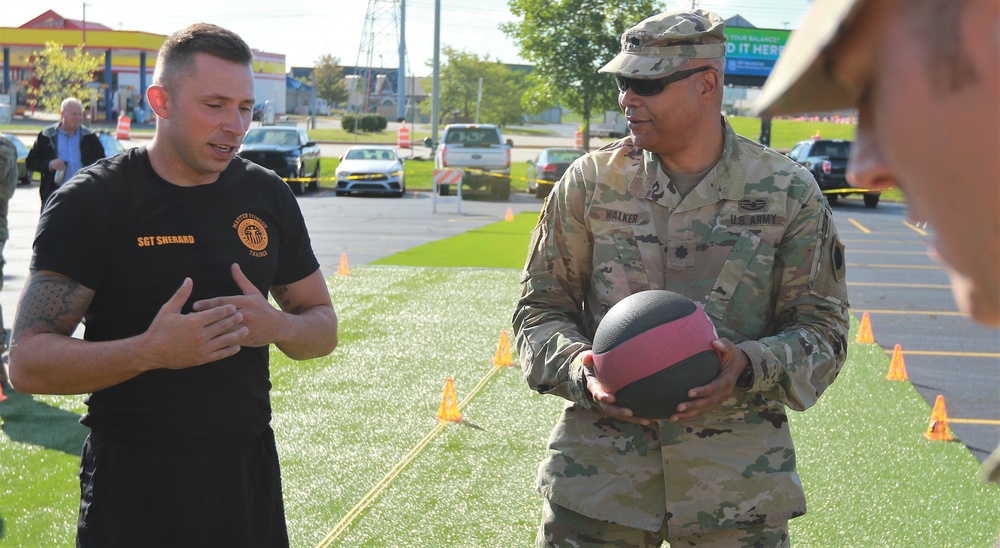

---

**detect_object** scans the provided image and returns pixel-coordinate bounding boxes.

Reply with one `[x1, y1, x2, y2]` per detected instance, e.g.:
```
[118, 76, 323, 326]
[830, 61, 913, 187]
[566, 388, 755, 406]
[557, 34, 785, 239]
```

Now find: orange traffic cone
[886, 344, 909, 381]
[856, 312, 875, 344]
[436, 376, 462, 422]
[505, 208, 514, 222]
[337, 253, 350, 276]
[924, 395, 954, 441]
[494, 330, 514, 367]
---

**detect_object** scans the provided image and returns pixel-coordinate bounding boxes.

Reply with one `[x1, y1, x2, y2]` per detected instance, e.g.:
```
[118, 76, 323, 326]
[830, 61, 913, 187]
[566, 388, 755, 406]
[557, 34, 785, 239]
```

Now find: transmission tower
[353, 0, 407, 120]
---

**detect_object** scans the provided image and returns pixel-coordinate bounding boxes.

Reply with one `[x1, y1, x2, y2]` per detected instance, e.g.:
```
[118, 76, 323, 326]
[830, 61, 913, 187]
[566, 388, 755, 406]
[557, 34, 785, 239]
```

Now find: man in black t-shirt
[8, 24, 338, 547]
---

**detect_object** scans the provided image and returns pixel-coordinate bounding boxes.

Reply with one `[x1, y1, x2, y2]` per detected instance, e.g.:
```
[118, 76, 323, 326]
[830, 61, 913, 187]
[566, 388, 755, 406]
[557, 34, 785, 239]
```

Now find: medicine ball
[591, 290, 721, 419]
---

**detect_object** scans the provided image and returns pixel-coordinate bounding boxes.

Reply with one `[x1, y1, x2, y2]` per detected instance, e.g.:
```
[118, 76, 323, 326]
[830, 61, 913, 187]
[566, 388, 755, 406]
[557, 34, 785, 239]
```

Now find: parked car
[1, 133, 31, 184]
[238, 126, 321, 195]
[787, 138, 879, 207]
[526, 147, 586, 198]
[334, 145, 405, 197]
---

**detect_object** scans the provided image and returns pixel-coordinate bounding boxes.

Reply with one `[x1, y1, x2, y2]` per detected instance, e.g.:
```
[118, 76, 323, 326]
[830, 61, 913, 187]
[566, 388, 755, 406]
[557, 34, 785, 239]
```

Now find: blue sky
[0, 0, 812, 71]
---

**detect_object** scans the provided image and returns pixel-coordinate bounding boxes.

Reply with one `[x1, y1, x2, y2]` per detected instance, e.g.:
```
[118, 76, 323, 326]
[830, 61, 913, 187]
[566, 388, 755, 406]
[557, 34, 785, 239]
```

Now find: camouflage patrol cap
[598, 9, 727, 79]
[754, 0, 868, 116]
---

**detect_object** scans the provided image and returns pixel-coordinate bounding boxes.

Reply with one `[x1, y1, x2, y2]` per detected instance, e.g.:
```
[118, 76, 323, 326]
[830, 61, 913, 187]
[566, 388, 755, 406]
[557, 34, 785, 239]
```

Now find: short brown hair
[154, 23, 253, 91]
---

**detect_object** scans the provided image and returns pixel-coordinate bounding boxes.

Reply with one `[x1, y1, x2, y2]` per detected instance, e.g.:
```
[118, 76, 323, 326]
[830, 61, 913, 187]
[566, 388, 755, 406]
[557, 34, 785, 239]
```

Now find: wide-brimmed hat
[598, 9, 726, 79]
[754, 0, 869, 116]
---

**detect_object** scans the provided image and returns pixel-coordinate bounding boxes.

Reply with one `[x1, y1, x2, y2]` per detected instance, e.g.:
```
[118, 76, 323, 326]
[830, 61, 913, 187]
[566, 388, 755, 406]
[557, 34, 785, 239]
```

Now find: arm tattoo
[271, 284, 304, 315]
[14, 271, 94, 336]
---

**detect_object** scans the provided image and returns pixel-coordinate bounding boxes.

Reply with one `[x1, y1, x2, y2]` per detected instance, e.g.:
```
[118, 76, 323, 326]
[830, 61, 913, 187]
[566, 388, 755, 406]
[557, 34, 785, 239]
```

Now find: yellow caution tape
[822, 187, 891, 195]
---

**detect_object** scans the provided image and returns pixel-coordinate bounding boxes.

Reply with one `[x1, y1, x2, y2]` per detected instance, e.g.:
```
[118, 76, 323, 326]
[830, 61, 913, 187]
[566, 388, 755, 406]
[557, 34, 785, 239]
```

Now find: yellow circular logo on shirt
[234, 214, 268, 252]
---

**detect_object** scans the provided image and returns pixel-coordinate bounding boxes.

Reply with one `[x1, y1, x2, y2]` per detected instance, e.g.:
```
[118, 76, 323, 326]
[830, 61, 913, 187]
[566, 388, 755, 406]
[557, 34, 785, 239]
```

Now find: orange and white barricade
[432, 169, 463, 213]
[397, 123, 411, 149]
[116, 115, 131, 140]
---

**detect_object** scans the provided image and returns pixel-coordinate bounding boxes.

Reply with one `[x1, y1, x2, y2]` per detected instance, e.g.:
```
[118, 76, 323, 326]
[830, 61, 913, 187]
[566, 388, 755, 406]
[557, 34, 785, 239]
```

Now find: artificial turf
[301, 268, 1000, 546]
[1, 215, 998, 547]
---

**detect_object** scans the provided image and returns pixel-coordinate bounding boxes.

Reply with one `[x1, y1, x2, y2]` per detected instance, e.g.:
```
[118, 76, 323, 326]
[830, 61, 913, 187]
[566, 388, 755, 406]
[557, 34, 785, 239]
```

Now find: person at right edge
[752, 0, 1000, 489]
[512, 9, 850, 547]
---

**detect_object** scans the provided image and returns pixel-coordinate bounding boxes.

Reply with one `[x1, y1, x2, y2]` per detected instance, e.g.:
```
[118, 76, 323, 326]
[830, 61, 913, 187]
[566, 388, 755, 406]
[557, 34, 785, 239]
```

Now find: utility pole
[475, 77, 482, 124]
[310, 70, 317, 130]
[82, 3, 90, 45]
[431, 0, 440, 146]
[397, 0, 406, 122]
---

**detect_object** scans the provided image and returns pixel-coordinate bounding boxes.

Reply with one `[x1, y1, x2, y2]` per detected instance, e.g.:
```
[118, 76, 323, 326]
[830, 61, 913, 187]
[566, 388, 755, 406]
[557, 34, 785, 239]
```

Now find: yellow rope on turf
[315, 364, 505, 547]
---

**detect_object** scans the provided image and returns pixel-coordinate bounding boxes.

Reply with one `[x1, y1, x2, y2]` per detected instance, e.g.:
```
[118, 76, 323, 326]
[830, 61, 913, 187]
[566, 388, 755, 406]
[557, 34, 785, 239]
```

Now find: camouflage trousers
[537, 499, 790, 548]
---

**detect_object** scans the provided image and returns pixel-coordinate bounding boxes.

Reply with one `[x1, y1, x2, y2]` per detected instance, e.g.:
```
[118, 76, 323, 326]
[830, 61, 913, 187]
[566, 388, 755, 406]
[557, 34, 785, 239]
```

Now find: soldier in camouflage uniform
[753, 0, 1000, 486]
[0, 135, 17, 383]
[512, 9, 850, 546]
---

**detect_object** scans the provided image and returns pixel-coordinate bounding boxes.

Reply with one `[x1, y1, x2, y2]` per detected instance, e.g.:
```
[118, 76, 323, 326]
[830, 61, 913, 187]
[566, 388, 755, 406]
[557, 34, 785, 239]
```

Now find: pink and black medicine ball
[592, 290, 721, 419]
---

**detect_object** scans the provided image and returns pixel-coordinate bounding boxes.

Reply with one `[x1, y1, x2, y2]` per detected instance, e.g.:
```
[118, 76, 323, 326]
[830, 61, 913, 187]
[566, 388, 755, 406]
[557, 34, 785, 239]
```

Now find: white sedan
[334, 145, 405, 197]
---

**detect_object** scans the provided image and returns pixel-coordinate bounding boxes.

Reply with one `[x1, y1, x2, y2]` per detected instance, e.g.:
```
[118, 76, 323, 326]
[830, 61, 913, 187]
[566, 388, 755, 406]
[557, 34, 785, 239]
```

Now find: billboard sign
[723, 27, 792, 78]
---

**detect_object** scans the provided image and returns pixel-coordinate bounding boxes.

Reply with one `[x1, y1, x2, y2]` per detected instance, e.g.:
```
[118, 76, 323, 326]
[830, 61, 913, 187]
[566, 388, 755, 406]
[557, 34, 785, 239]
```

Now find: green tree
[422, 46, 525, 126]
[28, 42, 102, 114]
[314, 54, 348, 107]
[501, 0, 662, 149]
[487, 65, 528, 126]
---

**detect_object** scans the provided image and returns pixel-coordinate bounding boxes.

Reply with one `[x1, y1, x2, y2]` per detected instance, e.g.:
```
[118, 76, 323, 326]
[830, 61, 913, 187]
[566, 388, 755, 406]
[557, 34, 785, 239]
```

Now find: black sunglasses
[614, 66, 713, 96]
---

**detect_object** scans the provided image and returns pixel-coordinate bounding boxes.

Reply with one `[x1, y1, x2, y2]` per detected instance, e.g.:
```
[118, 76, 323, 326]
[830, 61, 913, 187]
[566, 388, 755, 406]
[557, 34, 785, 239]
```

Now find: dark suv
[238, 126, 321, 195]
[787, 138, 879, 208]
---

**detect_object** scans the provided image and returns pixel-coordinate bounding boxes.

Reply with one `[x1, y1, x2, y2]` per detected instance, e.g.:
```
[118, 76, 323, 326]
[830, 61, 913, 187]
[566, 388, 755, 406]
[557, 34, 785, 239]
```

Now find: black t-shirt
[31, 148, 320, 448]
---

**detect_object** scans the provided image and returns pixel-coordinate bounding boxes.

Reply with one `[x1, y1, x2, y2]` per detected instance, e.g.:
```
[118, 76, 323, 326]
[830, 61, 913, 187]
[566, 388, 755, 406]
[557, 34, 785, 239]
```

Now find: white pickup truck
[426, 124, 512, 200]
[590, 111, 628, 139]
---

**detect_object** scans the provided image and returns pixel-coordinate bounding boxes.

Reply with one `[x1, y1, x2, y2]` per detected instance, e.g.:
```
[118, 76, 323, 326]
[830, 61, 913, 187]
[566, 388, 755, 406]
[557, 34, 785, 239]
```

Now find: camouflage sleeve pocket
[521, 223, 546, 283]
[809, 210, 849, 307]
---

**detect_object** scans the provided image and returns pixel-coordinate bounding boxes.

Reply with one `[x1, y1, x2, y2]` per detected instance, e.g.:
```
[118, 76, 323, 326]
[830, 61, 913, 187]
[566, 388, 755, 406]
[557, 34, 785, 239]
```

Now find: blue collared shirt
[57, 126, 83, 181]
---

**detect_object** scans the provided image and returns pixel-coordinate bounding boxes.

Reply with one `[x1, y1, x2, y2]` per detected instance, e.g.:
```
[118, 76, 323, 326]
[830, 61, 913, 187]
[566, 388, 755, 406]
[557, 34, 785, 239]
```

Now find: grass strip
[370, 211, 538, 268]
